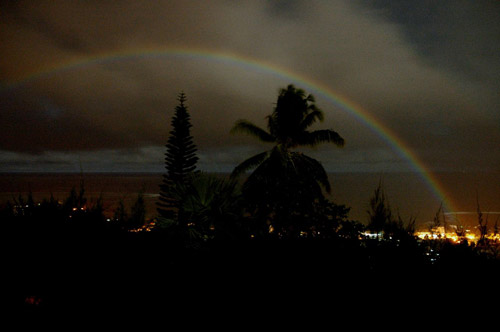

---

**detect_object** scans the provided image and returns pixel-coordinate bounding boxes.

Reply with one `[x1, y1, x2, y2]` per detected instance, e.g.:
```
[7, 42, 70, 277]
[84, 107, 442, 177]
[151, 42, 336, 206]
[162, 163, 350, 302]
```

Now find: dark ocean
[1, 172, 498, 229]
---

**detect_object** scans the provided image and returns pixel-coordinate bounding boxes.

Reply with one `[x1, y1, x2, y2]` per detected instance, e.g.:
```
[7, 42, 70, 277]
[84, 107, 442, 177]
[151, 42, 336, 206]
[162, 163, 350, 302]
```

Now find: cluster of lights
[415, 230, 477, 243]
[425, 248, 439, 264]
[415, 230, 500, 244]
[126, 219, 500, 245]
[362, 232, 383, 239]
[68, 206, 87, 218]
[129, 220, 157, 232]
[361, 227, 500, 245]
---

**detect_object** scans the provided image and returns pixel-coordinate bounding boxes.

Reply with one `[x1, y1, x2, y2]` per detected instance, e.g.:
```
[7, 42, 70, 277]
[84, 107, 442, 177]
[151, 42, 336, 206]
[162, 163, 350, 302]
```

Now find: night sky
[1, 0, 499, 174]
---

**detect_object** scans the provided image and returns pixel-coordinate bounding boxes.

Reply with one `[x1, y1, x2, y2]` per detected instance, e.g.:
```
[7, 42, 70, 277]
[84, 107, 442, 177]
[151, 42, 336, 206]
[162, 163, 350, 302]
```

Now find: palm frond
[266, 114, 279, 138]
[231, 151, 271, 178]
[230, 120, 275, 143]
[292, 153, 331, 193]
[307, 103, 320, 113]
[299, 129, 345, 147]
[300, 109, 324, 130]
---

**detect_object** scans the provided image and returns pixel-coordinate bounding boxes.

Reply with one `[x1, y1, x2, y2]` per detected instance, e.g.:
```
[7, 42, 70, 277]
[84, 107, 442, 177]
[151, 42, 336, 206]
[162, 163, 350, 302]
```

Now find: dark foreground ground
[4, 230, 500, 320]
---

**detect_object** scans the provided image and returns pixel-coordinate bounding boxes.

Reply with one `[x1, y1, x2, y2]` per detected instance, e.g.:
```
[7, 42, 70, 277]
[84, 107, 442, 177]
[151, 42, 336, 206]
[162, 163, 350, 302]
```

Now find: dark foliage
[231, 85, 345, 237]
[367, 179, 392, 236]
[157, 92, 198, 220]
[154, 172, 246, 244]
[3, 187, 500, 315]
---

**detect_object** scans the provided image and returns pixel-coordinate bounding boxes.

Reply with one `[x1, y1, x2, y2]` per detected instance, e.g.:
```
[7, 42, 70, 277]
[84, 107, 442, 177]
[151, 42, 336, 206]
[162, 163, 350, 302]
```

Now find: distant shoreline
[1, 171, 498, 226]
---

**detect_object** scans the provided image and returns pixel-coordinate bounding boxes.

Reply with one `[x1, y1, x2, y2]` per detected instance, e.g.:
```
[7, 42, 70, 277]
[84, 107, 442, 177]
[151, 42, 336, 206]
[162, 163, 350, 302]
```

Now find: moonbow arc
[1, 47, 456, 214]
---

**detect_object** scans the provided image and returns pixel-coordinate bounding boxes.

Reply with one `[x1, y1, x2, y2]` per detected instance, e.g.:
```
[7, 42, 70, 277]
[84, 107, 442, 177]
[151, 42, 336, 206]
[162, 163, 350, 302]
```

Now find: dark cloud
[0, 0, 498, 172]
[6, 6, 90, 52]
[359, 0, 500, 87]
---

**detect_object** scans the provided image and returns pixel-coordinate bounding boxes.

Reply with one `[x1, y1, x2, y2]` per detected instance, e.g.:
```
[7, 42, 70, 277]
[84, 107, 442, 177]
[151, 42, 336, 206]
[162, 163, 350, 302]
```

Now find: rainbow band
[1, 47, 456, 213]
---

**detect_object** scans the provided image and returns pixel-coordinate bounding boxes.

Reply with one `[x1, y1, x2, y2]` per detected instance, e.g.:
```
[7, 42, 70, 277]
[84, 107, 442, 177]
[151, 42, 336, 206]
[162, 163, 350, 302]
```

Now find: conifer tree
[113, 198, 128, 225]
[130, 190, 146, 230]
[157, 92, 198, 219]
[367, 180, 392, 238]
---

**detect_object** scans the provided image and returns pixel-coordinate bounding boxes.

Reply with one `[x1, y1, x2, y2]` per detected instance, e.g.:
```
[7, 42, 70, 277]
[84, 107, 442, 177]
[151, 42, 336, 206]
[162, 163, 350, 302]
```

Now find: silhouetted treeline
[4, 85, 500, 314]
[2, 184, 500, 314]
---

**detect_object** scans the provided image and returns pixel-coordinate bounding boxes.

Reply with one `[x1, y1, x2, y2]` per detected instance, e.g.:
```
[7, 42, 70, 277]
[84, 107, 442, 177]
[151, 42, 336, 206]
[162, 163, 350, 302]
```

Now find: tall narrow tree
[157, 92, 198, 219]
[367, 180, 392, 238]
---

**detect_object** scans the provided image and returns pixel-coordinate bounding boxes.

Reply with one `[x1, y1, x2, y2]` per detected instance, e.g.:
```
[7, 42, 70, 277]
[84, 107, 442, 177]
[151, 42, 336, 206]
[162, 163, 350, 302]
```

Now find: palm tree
[230, 84, 345, 237]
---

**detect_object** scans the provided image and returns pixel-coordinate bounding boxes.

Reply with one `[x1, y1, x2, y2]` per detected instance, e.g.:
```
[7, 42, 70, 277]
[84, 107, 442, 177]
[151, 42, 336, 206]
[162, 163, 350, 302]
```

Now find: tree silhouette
[367, 180, 392, 238]
[113, 198, 128, 224]
[129, 190, 146, 230]
[157, 92, 198, 220]
[157, 172, 243, 241]
[476, 192, 488, 245]
[230, 84, 344, 237]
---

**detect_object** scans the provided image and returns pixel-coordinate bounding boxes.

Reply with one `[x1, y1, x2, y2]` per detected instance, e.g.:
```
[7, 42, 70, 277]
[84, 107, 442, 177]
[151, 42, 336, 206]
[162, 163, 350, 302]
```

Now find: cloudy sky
[1, 0, 499, 174]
